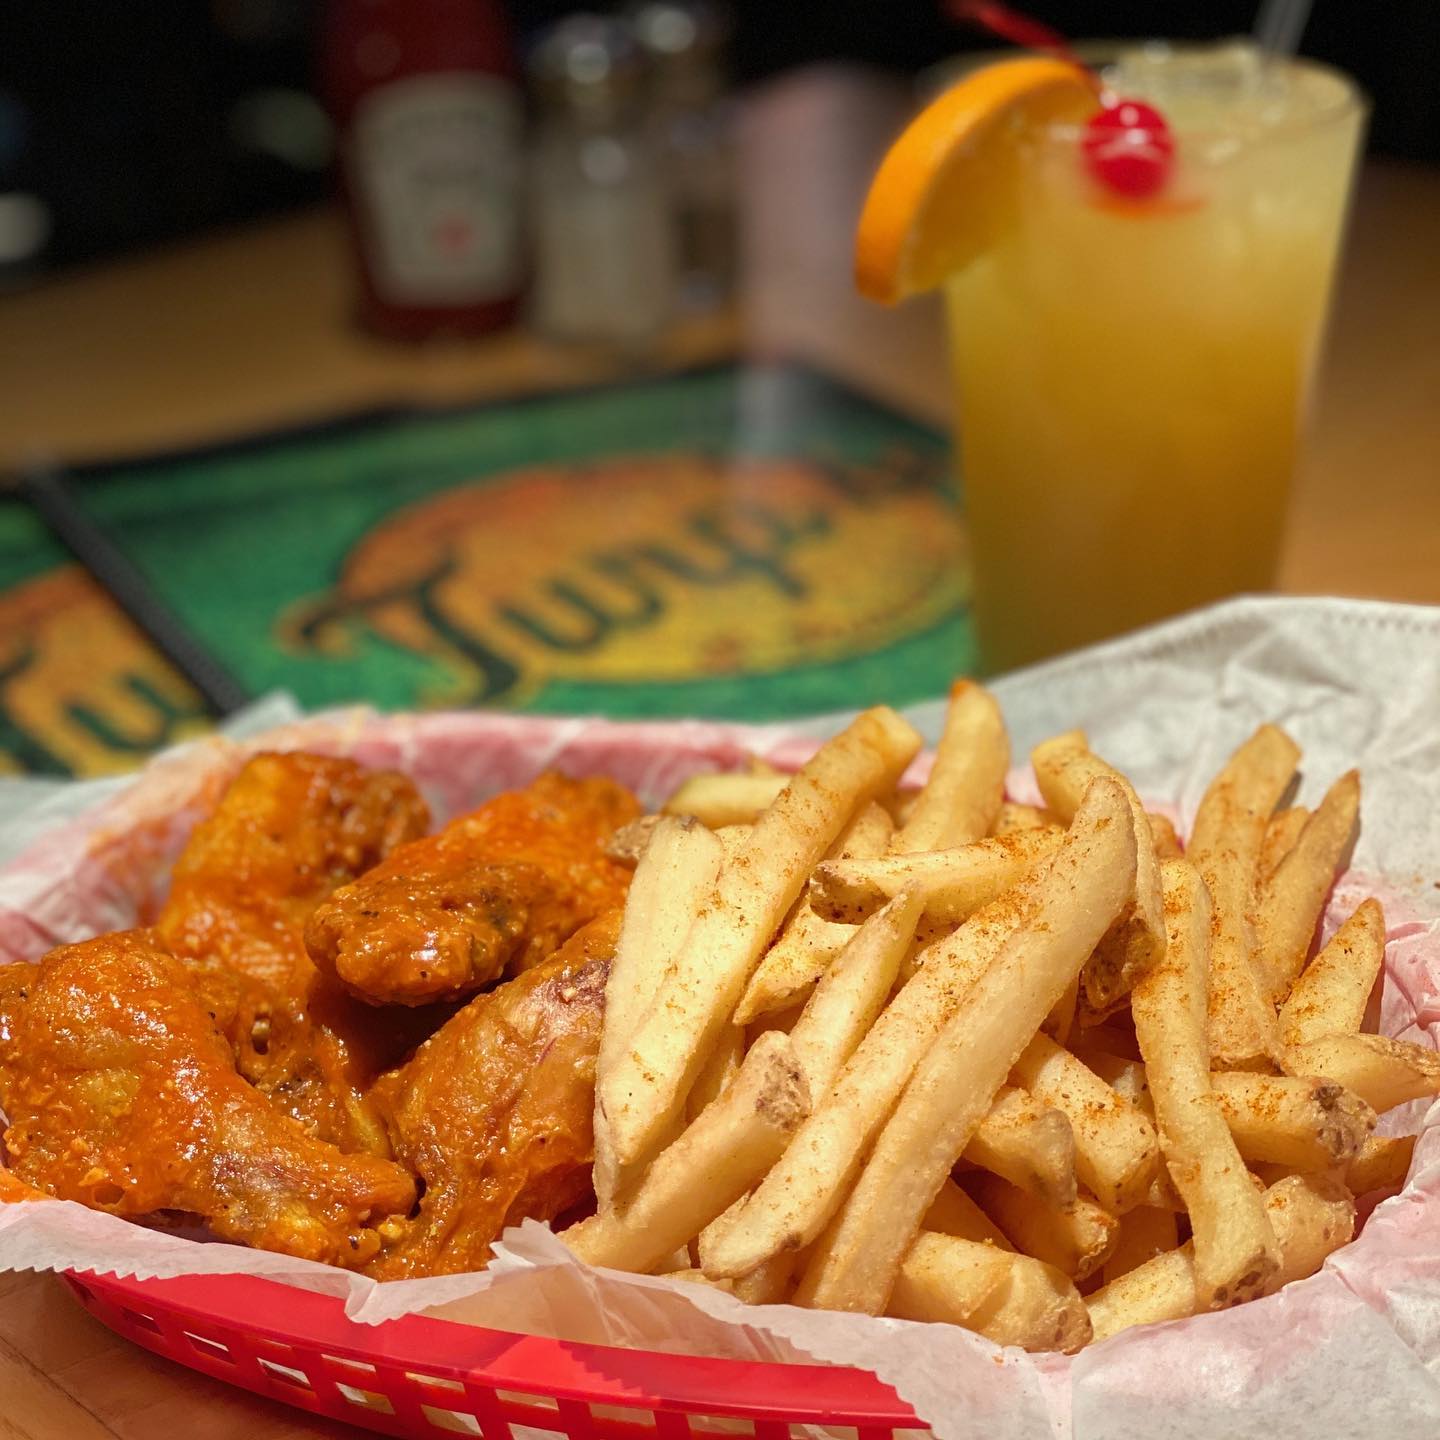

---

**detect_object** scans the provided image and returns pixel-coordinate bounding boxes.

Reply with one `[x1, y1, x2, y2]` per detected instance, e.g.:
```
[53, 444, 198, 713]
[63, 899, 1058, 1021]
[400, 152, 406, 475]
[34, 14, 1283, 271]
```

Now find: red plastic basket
[64, 1270, 925, 1438]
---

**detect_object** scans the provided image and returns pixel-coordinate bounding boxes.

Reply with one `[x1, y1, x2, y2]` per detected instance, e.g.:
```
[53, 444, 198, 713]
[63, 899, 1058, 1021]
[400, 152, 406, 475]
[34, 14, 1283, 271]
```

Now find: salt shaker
[629, 1, 736, 312]
[528, 15, 677, 349]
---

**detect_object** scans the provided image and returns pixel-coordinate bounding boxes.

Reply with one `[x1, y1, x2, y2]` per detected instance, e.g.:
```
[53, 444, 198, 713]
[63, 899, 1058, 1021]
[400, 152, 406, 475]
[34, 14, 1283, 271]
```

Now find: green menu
[0, 363, 971, 776]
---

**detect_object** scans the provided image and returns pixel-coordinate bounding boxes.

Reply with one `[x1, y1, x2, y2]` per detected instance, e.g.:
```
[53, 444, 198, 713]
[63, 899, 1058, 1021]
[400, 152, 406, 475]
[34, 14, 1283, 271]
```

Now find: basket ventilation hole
[495, 1388, 559, 1410]
[122, 1309, 161, 1335]
[407, 1371, 466, 1393]
[894, 1430, 937, 1440]
[258, 1358, 313, 1391]
[337, 1383, 396, 1415]
[420, 1406, 482, 1435]
[322, 1353, 377, 1373]
[183, 1331, 233, 1364]
[690, 1419, 757, 1436]
[589, 1404, 659, 1429]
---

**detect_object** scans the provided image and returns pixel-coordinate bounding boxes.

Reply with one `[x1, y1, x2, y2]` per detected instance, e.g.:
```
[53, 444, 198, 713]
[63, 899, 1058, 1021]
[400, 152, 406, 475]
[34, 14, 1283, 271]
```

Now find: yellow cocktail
[858, 44, 1366, 672]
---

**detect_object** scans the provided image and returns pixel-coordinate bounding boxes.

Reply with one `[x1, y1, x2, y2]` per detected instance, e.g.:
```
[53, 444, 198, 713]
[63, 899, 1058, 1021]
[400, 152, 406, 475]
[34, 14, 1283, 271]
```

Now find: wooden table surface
[2, 65, 1439, 1440]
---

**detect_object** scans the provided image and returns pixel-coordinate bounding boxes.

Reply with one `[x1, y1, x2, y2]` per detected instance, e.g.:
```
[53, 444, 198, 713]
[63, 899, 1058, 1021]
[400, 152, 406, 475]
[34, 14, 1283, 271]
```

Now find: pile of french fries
[563, 684, 1433, 1353]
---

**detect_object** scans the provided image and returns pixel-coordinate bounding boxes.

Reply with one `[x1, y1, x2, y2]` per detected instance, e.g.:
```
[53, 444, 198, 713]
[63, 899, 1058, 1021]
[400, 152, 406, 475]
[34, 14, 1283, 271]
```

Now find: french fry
[1102, 1206, 1180, 1285]
[995, 802, 1061, 835]
[1211, 1072, 1375, 1170]
[1260, 806, 1310, 881]
[700, 873, 1043, 1280]
[1279, 899, 1386, 1049]
[665, 1269, 736, 1293]
[1031, 731, 1166, 1017]
[567, 1032, 810, 1273]
[595, 816, 724, 1208]
[891, 680, 1008, 854]
[688, 1025, 744, 1122]
[1086, 1175, 1355, 1342]
[962, 1084, 1078, 1210]
[1077, 1051, 1149, 1108]
[1011, 1033, 1159, 1214]
[786, 888, 924, 1097]
[1188, 725, 1300, 1070]
[964, 1173, 1119, 1281]
[888, 1231, 1092, 1353]
[733, 802, 894, 1025]
[1043, 975, 1079, 1046]
[603, 708, 920, 1170]
[1254, 771, 1361, 1004]
[1285, 1032, 1440, 1113]
[924, 1177, 1013, 1248]
[1345, 1133, 1415, 1196]
[662, 771, 788, 827]
[730, 1253, 798, 1304]
[792, 777, 1136, 1314]
[1132, 858, 1279, 1306]
[604, 813, 662, 865]
[1148, 813, 1183, 860]
[810, 828, 1060, 925]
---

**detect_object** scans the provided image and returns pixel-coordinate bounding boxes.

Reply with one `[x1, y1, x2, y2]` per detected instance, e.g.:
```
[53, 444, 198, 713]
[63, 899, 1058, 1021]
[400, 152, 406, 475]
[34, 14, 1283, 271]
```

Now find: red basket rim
[69, 1268, 921, 1423]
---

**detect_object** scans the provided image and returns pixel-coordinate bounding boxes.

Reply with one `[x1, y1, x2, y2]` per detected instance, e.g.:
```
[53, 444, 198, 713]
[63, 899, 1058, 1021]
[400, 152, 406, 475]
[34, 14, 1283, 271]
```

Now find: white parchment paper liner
[3, 596, 1439, 1438]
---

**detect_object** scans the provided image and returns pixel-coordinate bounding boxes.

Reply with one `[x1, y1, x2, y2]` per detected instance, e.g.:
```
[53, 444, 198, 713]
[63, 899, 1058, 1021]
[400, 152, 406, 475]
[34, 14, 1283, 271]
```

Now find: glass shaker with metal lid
[528, 14, 677, 349]
[628, 1, 736, 312]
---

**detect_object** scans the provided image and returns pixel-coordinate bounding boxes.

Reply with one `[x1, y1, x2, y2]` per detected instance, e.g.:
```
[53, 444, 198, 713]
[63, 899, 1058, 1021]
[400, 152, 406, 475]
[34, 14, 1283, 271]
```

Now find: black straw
[18, 467, 250, 716]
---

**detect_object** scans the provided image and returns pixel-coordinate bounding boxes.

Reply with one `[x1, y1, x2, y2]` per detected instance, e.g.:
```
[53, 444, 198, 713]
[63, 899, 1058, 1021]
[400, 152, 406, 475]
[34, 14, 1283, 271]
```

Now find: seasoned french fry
[1148, 812, 1183, 860]
[730, 1253, 798, 1304]
[1031, 731, 1166, 1017]
[595, 815, 724, 1208]
[1102, 1206, 1179, 1285]
[1011, 1033, 1159, 1214]
[665, 1269, 736, 1293]
[603, 708, 920, 1169]
[688, 1025, 744, 1122]
[1211, 1072, 1375, 1171]
[662, 771, 788, 827]
[995, 802, 1061, 835]
[924, 1177, 1013, 1248]
[1254, 771, 1361, 1004]
[891, 680, 1008, 854]
[1188, 725, 1300, 1070]
[1285, 1032, 1440, 1113]
[1133, 859, 1278, 1307]
[889, 1231, 1092, 1353]
[786, 888, 925, 1097]
[810, 828, 1060, 925]
[1086, 1175, 1355, 1342]
[1260, 806, 1310, 881]
[604, 813, 662, 865]
[1043, 975, 1080, 1047]
[793, 778, 1136, 1314]
[567, 1032, 810, 1273]
[733, 802, 894, 1025]
[1345, 1133, 1415, 1195]
[964, 1173, 1119, 1281]
[1279, 899, 1386, 1049]
[962, 1084, 1078, 1210]
[700, 874, 1042, 1281]
[1078, 1051, 1149, 1108]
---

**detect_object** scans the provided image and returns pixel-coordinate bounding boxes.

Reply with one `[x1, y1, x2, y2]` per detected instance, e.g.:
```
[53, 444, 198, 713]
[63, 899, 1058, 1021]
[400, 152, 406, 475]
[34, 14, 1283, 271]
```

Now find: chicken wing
[0, 931, 416, 1266]
[157, 751, 434, 1153]
[306, 772, 639, 1006]
[364, 909, 619, 1279]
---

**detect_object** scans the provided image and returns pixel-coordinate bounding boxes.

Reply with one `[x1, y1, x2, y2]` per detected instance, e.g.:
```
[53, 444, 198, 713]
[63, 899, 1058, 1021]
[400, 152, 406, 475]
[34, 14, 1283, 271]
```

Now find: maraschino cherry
[948, 1, 1177, 199]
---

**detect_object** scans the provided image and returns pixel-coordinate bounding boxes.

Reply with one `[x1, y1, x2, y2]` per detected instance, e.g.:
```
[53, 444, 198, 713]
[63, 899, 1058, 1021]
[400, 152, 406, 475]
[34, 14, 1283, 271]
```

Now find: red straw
[946, 1, 1081, 65]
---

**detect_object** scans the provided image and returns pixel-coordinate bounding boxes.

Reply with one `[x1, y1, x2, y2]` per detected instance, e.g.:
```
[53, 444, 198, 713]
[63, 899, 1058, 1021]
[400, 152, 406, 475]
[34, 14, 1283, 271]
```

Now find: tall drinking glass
[945, 44, 1367, 671]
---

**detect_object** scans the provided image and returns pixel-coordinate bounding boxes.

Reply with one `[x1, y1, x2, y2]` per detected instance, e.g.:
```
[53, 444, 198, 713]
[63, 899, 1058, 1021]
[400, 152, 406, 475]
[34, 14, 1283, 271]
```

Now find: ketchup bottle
[321, 0, 524, 341]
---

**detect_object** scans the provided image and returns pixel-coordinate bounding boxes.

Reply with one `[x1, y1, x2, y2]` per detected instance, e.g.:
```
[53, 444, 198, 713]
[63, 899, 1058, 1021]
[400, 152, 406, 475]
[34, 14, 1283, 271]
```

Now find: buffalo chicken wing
[306, 772, 638, 1006]
[0, 931, 416, 1265]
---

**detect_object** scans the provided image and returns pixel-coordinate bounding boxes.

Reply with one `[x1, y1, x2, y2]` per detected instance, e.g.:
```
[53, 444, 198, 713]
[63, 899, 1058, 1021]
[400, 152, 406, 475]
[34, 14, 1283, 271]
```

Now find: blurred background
[0, 2, 1435, 279]
[1, 1, 1437, 777]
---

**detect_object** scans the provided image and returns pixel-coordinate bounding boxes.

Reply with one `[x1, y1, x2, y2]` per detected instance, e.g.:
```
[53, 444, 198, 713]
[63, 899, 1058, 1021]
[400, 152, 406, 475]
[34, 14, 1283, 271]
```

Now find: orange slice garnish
[856, 57, 1097, 304]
